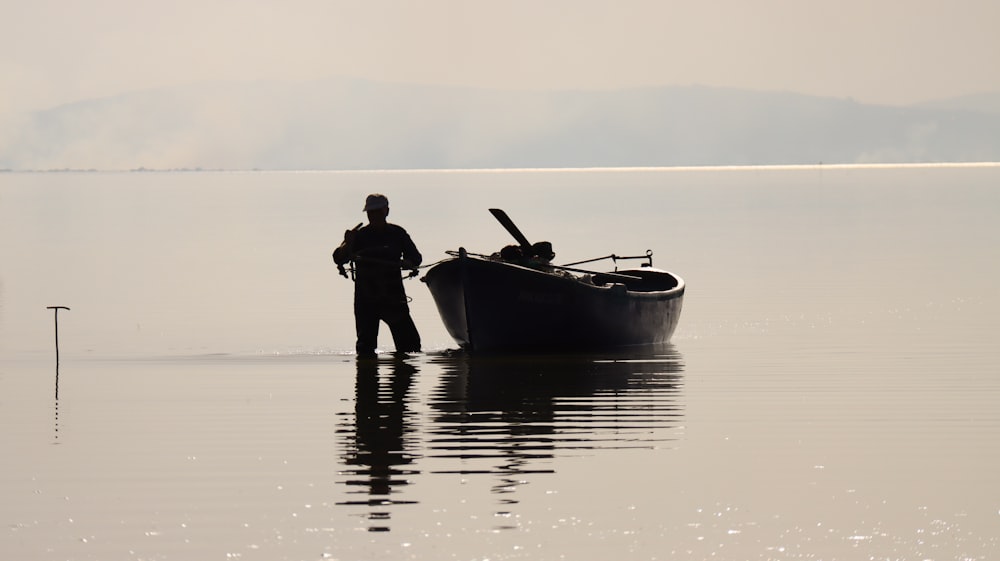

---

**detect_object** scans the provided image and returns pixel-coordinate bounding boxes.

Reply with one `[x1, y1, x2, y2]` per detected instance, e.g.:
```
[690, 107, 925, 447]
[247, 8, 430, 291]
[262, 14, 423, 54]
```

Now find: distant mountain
[918, 92, 1000, 115]
[2, 79, 998, 170]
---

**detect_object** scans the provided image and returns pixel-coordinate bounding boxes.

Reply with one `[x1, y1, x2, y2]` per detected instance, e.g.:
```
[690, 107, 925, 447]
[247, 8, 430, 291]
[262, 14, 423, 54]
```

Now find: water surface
[2, 165, 999, 560]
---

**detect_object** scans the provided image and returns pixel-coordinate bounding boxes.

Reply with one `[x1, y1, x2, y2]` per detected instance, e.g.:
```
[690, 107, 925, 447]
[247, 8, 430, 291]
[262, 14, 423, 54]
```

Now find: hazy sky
[2, 0, 998, 117]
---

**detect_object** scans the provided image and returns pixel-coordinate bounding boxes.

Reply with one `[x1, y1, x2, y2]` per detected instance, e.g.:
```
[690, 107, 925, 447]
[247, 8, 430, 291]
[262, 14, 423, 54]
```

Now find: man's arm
[399, 228, 422, 269]
[332, 224, 362, 264]
[332, 241, 351, 265]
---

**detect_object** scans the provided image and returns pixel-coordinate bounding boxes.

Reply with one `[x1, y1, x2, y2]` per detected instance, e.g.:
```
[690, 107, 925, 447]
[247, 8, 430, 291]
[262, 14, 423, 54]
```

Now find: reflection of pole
[46, 306, 70, 377]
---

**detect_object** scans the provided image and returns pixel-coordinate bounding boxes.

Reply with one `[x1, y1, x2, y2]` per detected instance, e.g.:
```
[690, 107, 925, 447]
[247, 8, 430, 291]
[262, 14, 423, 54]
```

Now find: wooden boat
[421, 209, 684, 353]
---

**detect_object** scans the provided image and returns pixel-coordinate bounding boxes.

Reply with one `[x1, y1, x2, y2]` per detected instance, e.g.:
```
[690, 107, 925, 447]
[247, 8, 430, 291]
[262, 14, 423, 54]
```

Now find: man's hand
[333, 223, 363, 266]
[343, 223, 362, 245]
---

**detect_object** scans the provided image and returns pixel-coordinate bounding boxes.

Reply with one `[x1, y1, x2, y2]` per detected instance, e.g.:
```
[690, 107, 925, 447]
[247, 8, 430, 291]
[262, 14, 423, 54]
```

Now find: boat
[421, 209, 685, 352]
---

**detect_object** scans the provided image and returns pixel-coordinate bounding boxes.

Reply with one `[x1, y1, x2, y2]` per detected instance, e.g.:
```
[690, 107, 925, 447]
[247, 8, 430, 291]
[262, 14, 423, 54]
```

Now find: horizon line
[5, 162, 999, 174]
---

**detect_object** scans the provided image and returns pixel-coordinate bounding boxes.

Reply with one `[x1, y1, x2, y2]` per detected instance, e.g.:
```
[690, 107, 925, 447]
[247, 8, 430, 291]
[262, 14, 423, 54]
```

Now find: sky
[2, 0, 999, 119]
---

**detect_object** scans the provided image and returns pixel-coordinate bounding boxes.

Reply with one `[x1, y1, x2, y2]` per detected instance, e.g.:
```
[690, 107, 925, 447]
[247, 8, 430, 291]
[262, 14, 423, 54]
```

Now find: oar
[487, 209, 639, 283]
[489, 208, 532, 250]
[551, 265, 641, 282]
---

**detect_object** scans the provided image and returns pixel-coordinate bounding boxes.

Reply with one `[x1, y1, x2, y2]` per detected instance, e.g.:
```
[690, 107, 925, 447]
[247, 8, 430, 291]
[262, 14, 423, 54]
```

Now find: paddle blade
[489, 208, 532, 248]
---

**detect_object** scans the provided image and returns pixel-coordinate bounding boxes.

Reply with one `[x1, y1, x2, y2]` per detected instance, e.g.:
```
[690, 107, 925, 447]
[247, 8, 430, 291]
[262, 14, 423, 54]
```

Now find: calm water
[2, 166, 999, 560]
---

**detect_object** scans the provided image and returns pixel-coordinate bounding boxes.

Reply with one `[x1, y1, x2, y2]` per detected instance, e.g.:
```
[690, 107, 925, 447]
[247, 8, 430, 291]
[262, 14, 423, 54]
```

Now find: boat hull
[422, 254, 684, 352]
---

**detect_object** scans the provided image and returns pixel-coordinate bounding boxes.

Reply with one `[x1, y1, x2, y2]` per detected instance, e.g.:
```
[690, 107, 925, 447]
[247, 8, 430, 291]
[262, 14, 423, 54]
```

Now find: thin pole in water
[46, 306, 70, 376]
[47, 306, 69, 442]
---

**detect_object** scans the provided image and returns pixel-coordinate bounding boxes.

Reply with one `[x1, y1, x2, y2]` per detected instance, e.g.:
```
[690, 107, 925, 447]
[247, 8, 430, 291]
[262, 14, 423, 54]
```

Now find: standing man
[333, 193, 422, 358]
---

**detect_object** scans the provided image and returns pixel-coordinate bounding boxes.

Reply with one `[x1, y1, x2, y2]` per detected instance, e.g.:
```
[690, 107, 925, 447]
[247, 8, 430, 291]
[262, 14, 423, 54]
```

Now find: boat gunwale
[424, 253, 685, 300]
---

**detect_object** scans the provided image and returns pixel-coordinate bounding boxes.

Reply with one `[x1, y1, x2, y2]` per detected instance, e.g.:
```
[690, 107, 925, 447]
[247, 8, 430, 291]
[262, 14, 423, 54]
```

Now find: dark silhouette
[333, 194, 421, 358]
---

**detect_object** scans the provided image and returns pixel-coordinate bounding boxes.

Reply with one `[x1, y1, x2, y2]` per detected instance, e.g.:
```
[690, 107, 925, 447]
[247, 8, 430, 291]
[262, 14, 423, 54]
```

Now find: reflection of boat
[426, 348, 684, 529]
[422, 209, 684, 352]
[427, 347, 685, 480]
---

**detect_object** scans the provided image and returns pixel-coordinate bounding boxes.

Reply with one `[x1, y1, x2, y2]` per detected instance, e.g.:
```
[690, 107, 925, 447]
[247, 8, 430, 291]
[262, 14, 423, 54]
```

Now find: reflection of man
[342, 357, 418, 532]
[333, 194, 422, 358]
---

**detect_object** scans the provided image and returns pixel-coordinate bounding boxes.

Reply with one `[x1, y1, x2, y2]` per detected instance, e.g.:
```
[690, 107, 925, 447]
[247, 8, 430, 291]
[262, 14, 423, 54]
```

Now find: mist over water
[4, 81, 999, 171]
[2, 165, 998, 559]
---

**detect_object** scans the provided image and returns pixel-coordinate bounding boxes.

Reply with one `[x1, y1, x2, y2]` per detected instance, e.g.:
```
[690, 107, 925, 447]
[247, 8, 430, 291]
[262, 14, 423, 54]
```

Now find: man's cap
[363, 193, 389, 212]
